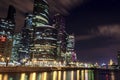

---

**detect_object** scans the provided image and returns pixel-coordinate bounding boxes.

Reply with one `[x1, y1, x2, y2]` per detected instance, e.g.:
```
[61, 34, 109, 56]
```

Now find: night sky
[0, 0, 120, 64]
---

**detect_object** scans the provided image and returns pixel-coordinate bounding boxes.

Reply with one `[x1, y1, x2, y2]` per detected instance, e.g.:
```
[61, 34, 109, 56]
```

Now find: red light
[0, 36, 6, 42]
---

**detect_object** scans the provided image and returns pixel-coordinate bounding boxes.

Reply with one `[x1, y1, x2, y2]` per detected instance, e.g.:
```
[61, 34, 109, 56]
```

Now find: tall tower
[67, 34, 77, 62]
[0, 5, 16, 62]
[17, 13, 33, 61]
[33, 0, 49, 26]
[31, 0, 57, 60]
[53, 13, 68, 60]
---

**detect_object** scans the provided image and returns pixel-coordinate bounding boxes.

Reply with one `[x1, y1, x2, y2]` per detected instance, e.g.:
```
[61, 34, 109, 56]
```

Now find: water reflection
[77, 70, 80, 80]
[58, 71, 61, 80]
[63, 71, 66, 80]
[20, 73, 25, 80]
[53, 71, 57, 80]
[0, 69, 119, 80]
[111, 72, 115, 80]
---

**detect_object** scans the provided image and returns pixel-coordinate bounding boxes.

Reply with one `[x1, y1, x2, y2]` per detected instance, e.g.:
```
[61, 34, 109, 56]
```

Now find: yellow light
[29, 72, 36, 80]
[32, 72, 36, 80]
[71, 71, 74, 80]
[81, 70, 84, 80]
[20, 73, 25, 80]
[58, 71, 61, 80]
[3, 74, 8, 80]
[0, 74, 2, 80]
[77, 70, 80, 80]
[63, 71, 66, 80]
[53, 71, 57, 80]
[43, 72, 47, 80]
[1, 57, 5, 62]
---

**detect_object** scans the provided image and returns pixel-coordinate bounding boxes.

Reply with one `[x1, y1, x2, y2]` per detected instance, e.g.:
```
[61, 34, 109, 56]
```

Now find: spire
[7, 5, 16, 20]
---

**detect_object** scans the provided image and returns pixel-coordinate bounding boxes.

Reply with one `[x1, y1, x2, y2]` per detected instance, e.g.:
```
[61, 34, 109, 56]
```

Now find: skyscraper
[31, 0, 57, 60]
[33, 0, 49, 26]
[53, 13, 68, 60]
[0, 5, 16, 62]
[18, 13, 33, 61]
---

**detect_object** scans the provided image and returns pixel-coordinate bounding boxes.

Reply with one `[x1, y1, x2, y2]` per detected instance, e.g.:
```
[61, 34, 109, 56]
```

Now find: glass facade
[33, 26, 57, 59]
[31, 0, 57, 59]
[0, 5, 16, 62]
[33, 0, 49, 26]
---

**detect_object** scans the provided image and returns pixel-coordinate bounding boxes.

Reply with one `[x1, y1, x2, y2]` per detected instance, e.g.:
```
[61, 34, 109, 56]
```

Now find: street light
[6, 57, 10, 67]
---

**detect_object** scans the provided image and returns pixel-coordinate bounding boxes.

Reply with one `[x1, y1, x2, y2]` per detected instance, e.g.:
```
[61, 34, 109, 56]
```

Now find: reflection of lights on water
[111, 72, 115, 80]
[77, 70, 80, 80]
[43, 72, 47, 80]
[88, 70, 94, 80]
[29, 72, 36, 80]
[0, 74, 2, 80]
[3, 74, 8, 80]
[20, 73, 25, 80]
[71, 71, 74, 80]
[58, 71, 61, 80]
[91, 70, 94, 80]
[32, 72, 36, 80]
[38, 73, 41, 80]
[81, 70, 84, 80]
[63, 71, 66, 80]
[85, 70, 88, 80]
[53, 71, 57, 80]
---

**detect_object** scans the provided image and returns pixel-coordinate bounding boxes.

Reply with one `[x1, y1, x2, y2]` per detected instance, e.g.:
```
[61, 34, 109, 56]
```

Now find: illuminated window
[0, 36, 6, 42]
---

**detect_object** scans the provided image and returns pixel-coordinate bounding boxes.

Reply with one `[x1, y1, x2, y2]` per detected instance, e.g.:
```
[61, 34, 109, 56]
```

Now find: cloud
[75, 34, 96, 41]
[97, 25, 120, 38]
[0, 0, 88, 32]
[48, 0, 88, 15]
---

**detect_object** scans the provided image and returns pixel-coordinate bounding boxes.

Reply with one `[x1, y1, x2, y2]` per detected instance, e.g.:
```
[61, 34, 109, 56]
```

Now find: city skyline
[0, 0, 120, 64]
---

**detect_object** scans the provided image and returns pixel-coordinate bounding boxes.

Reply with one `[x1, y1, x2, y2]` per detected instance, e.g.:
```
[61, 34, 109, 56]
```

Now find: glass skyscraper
[31, 0, 57, 60]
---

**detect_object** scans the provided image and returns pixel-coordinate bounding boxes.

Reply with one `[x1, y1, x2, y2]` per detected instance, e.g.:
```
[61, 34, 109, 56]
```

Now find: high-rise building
[67, 34, 75, 52]
[33, 0, 49, 26]
[53, 13, 68, 60]
[0, 5, 16, 62]
[31, 0, 57, 60]
[12, 33, 22, 62]
[17, 13, 34, 61]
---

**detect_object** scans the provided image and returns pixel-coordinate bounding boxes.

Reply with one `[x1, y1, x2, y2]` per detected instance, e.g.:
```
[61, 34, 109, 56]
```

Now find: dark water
[0, 69, 120, 80]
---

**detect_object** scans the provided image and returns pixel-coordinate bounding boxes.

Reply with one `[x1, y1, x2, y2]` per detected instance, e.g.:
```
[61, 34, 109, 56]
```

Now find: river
[0, 69, 120, 80]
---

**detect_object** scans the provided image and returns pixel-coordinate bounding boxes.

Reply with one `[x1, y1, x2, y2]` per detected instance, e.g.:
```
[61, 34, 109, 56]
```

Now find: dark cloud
[48, 0, 87, 15]
[75, 34, 97, 41]
[0, 0, 87, 32]
[97, 25, 120, 38]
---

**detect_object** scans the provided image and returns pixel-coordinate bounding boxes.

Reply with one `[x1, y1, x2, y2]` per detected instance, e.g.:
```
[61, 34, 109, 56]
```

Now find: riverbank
[0, 66, 119, 73]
